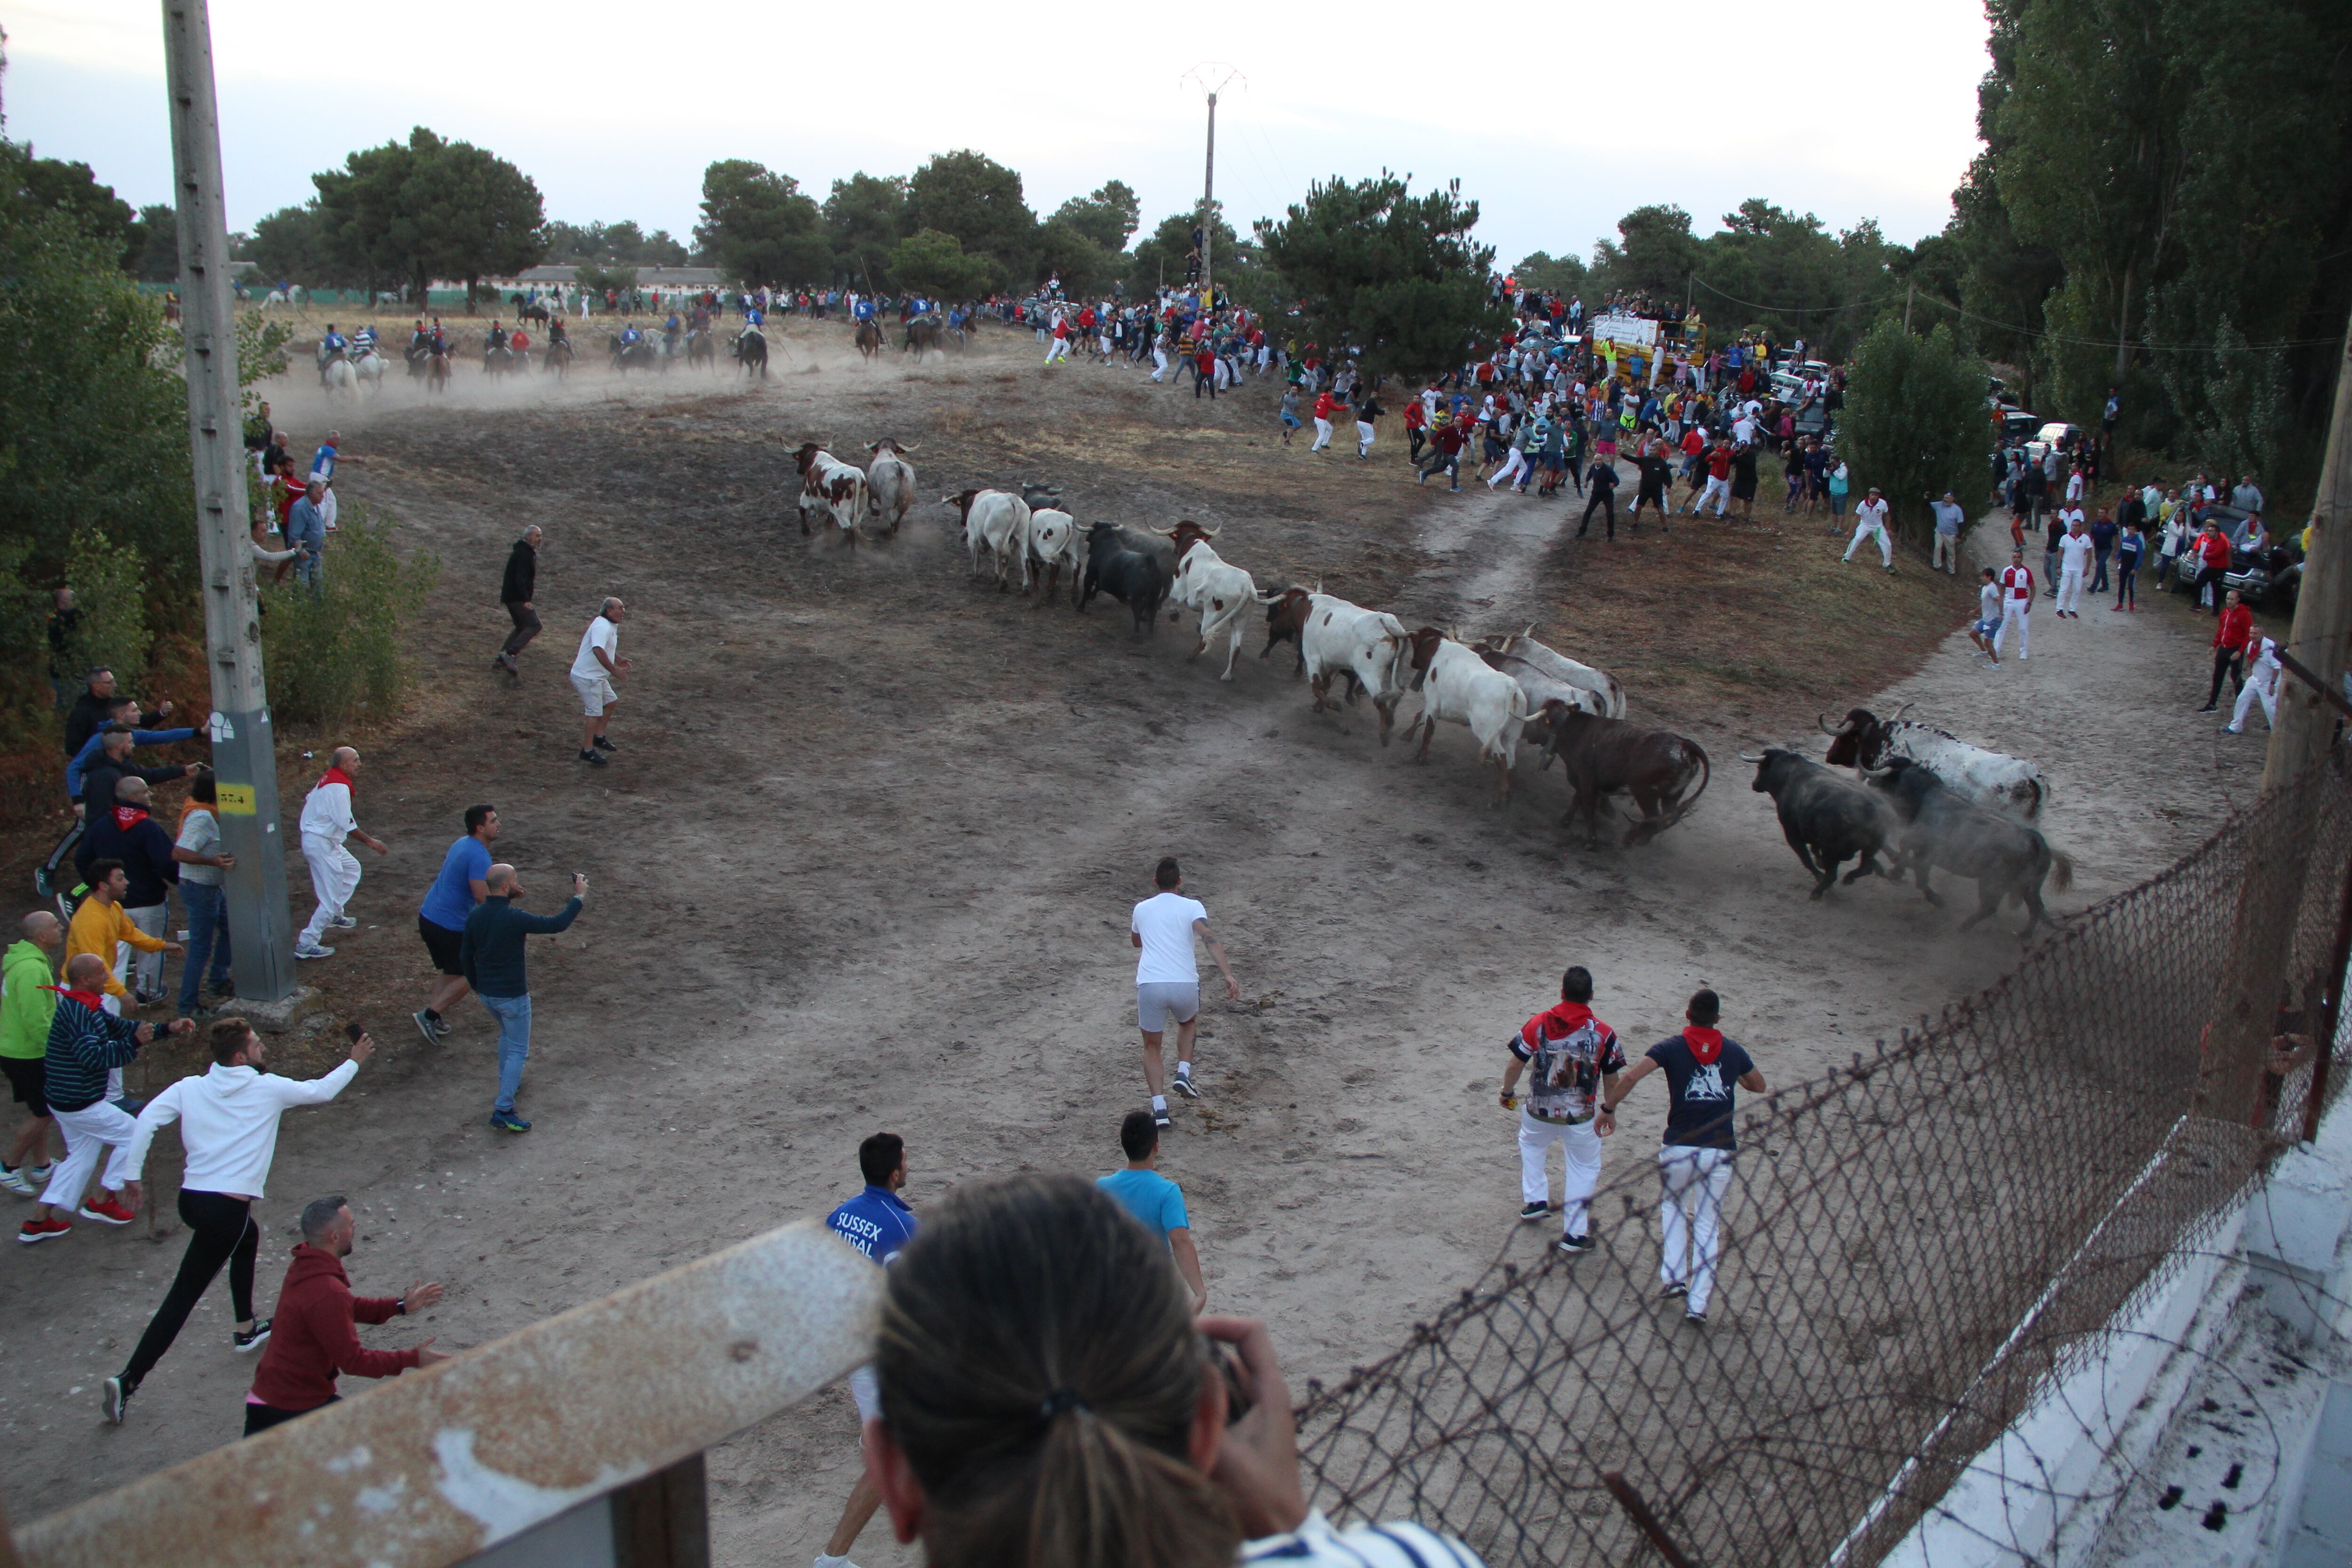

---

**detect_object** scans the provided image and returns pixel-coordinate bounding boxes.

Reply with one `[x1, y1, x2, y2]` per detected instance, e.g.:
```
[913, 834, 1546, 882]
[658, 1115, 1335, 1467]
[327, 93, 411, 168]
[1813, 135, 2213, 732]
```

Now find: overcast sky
[8, 0, 1991, 271]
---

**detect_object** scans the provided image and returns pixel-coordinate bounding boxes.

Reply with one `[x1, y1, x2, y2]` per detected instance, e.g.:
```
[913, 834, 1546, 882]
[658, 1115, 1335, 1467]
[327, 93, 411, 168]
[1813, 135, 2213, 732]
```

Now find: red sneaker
[16, 1217, 71, 1244]
[78, 1196, 135, 1226]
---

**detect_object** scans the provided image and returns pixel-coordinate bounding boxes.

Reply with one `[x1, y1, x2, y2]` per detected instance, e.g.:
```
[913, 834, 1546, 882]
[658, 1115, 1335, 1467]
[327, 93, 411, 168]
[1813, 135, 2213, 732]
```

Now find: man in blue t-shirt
[1097, 1110, 1206, 1313]
[818, 1133, 916, 1568]
[1602, 988, 1766, 1327]
[412, 805, 499, 1044]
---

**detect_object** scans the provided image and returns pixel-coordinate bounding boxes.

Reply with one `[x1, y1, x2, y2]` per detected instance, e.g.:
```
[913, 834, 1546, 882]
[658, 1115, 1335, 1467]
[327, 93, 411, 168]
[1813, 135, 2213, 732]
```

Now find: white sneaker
[814, 1555, 861, 1568]
[329, 915, 359, 930]
[294, 943, 336, 960]
[0, 1168, 35, 1199]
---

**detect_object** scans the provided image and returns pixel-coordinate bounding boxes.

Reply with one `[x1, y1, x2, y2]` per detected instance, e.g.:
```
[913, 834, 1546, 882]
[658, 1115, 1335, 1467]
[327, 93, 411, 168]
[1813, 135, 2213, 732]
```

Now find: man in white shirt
[295, 747, 388, 960]
[570, 597, 631, 767]
[1996, 549, 2035, 660]
[104, 1019, 375, 1425]
[2225, 632, 2282, 735]
[1842, 486, 1894, 570]
[2055, 518, 2096, 616]
[1128, 858, 1240, 1129]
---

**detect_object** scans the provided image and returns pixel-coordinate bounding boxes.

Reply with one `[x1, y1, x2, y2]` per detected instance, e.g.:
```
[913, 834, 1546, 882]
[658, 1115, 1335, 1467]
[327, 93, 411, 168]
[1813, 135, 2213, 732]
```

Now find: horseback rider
[317, 323, 348, 373]
[486, 319, 509, 352]
[548, 317, 569, 347]
[350, 323, 376, 356]
[509, 325, 532, 357]
[427, 319, 449, 356]
[690, 302, 712, 334]
[618, 321, 644, 348]
[663, 311, 682, 350]
[406, 319, 430, 366]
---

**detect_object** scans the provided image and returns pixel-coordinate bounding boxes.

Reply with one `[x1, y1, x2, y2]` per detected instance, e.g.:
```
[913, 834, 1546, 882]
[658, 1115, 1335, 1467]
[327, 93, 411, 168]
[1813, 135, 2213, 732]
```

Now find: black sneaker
[1171, 1070, 1201, 1100]
[593, 735, 619, 752]
[1518, 1201, 1549, 1222]
[103, 1374, 134, 1425]
[579, 748, 608, 765]
[412, 1009, 441, 1046]
[1557, 1233, 1594, 1255]
[1152, 1108, 1172, 1130]
[233, 1318, 273, 1353]
[1685, 1311, 1708, 1328]
[1661, 1281, 1688, 1300]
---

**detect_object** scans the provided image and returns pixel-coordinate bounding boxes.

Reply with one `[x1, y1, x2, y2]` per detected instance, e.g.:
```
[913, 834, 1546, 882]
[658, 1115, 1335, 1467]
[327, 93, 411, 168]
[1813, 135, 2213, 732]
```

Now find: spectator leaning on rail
[242, 1194, 448, 1437]
[461, 863, 586, 1134]
[105, 1019, 377, 1425]
[863, 1173, 1485, 1568]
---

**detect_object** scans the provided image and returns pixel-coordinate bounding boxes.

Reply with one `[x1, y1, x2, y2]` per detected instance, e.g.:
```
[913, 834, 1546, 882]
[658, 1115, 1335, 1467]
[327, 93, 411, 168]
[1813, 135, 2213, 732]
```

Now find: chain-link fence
[1295, 761, 2352, 1568]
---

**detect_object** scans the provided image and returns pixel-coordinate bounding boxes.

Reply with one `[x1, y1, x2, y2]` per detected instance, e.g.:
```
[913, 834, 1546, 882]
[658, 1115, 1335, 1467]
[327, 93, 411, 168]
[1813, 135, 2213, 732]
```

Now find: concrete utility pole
[2200, 318, 2352, 1127]
[1182, 64, 1243, 312]
[162, 0, 299, 1006]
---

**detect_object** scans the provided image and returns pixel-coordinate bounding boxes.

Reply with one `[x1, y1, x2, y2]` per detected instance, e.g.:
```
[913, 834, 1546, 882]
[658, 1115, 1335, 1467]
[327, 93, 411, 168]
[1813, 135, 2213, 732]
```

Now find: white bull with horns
[864, 438, 920, 535]
[1820, 704, 2047, 820]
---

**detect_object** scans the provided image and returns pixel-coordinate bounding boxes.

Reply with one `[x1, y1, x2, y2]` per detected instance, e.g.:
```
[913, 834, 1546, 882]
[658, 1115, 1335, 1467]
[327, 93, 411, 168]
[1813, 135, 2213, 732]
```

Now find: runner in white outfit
[1500, 967, 1623, 1254]
[2055, 520, 2095, 615]
[2227, 634, 2282, 733]
[1128, 858, 1240, 1129]
[1995, 550, 2034, 660]
[1843, 489, 1893, 568]
[294, 748, 387, 957]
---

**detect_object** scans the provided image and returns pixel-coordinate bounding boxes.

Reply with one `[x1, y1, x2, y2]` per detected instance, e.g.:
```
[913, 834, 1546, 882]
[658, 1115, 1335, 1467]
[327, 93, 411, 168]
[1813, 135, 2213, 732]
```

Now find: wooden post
[2201, 317, 2352, 1124]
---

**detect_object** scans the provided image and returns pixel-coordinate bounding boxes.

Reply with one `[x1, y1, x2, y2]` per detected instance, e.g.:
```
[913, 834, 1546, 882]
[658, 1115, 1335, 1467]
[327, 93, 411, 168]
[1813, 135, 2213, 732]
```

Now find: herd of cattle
[786, 438, 2074, 936]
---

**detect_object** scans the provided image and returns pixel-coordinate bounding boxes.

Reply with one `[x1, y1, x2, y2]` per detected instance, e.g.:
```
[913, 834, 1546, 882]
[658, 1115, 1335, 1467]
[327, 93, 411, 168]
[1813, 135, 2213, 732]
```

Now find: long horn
[1736, 750, 1763, 762]
[864, 440, 880, 451]
[1201, 523, 1221, 538]
[1893, 701, 1915, 724]
[898, 442, 920, 454]
[1817, 712, 1847, 734]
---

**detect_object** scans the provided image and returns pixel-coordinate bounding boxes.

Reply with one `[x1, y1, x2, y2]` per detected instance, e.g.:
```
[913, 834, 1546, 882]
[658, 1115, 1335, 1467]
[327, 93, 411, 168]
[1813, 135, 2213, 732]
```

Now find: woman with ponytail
[861, 1173, 1480, 1568]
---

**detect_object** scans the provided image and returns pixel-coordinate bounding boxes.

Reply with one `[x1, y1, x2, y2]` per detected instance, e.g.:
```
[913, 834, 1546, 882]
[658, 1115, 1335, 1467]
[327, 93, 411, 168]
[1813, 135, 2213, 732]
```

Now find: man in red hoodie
[2202, 589, 2254, 713]
[243, 1195, 447, 1435]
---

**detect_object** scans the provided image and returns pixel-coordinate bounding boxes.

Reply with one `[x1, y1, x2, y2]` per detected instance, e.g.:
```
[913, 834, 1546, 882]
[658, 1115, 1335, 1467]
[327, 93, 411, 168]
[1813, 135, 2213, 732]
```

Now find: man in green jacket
[0, 913, 63, 1197]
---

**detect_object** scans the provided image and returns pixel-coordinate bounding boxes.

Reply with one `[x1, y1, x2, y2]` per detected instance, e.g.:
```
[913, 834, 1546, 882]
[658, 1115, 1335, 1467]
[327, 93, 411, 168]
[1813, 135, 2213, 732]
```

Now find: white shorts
[849, 1363, 882, 1425]
[1137, 981, 1200, 1033]
[571, 674, 616, 716]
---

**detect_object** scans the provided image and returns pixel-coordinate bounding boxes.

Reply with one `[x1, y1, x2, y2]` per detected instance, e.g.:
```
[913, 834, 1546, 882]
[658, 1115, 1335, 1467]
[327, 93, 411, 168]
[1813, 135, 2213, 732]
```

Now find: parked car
[2025, 421, 2084, 465]
[2165, 505, 2300, 610]
[1996, 409, 2040, 446]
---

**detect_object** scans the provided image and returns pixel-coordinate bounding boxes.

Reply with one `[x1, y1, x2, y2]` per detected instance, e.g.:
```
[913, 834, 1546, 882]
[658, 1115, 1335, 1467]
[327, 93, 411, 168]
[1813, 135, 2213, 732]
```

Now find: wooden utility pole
[1201, 89, 1217, 309]
[162, 0, 299, 1003]
[2200, 318, 2352, 1126]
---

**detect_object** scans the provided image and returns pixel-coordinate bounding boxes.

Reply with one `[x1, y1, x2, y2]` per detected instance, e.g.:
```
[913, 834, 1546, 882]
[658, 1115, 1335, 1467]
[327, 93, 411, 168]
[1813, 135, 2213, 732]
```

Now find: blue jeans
[479, 992, 532, 1112]
[176, 882, 231, 1014]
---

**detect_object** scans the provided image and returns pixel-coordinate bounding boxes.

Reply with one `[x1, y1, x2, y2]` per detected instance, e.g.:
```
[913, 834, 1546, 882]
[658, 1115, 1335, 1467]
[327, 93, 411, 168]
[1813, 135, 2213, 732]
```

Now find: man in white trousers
[2055, 517, 2095, 617]
[1602, 988, 1766, 1328]
[1842, 486, 1894, 570]
[2225, 631, 2282, 735]
[1500, 966, 1625, 1256]
[295, 747, 388, 961]
[1995, 548, 2035, 661]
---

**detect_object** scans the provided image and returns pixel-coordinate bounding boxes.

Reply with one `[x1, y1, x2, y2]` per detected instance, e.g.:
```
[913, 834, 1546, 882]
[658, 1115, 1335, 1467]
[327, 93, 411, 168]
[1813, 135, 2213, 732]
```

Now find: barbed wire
[1295, 760, 2352, 1566]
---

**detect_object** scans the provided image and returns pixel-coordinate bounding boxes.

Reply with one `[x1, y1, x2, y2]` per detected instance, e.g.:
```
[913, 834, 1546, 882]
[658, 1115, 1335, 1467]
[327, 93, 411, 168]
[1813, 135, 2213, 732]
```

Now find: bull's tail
[2048, 849, 2075, 891]
[1678, 744, 1711, 819]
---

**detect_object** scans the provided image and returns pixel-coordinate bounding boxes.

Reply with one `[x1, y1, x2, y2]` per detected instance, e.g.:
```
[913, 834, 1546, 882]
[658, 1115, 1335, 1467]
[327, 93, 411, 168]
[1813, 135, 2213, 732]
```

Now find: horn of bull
[1892, 702, 1915, 724]
[1735, 750, 1763, 762]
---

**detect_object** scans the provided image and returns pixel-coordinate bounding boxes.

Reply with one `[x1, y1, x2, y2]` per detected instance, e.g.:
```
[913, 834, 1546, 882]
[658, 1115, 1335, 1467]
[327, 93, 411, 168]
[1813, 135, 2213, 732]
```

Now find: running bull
[1535, 710, 1710, 845]
[1743, 748, 1896, 897]
[1865, 757, 2073, 935]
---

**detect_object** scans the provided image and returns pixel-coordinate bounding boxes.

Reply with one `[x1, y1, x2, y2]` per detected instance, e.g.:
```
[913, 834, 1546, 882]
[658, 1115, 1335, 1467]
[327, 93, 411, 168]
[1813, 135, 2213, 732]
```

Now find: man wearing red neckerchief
[1499, 966, 1625, 1256]
[1604, 987, 1767, 1327]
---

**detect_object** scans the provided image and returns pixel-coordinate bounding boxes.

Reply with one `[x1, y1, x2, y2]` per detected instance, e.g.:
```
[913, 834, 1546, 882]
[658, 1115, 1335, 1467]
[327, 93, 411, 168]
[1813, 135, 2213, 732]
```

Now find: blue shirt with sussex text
[826, 1185, 918, 1266]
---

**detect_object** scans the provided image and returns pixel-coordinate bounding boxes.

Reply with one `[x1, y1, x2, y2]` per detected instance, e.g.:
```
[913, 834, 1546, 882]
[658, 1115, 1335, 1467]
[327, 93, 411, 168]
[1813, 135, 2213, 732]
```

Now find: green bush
[257, 504, 438, 725]
[59, 529, 151, 686]
[1838, 318, 1989, 547]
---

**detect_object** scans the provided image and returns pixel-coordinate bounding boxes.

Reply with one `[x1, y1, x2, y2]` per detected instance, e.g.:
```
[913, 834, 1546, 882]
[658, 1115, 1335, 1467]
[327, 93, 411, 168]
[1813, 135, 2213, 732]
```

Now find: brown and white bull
[864, 438, 919, 535]
[1297, 592, 1412, 743]
[791, 442, 869, 543]
[942, 488, 1032, 589]
[1019, 507, 1086, 605]
[1161, 521, 1262, 681]
[1259, 584, 1315, 675]
[1400, 627, 1533, 801]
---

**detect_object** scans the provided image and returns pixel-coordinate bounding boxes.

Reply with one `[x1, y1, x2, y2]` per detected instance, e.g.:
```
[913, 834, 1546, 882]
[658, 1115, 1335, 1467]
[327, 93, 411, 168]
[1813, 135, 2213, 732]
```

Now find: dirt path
[0, 341, 2267, 1562]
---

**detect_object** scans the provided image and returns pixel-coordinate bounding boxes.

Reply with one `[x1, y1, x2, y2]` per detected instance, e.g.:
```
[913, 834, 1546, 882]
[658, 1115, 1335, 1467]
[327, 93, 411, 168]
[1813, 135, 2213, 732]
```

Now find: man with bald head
[17, 953, 192, 1244]
[295, 747, 388, 962]
[459, 863, 586, 1133]
[0, 912, 65, 1196]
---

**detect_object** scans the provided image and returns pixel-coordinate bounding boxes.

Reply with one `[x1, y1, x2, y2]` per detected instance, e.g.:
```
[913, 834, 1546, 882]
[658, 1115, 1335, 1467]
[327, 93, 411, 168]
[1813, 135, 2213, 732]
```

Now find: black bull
[1080, 523, 1168, 636]
[1866, 758, 2073, 935]
[1745, 748, 1895, 898]
[1534, 710, 1710, 845]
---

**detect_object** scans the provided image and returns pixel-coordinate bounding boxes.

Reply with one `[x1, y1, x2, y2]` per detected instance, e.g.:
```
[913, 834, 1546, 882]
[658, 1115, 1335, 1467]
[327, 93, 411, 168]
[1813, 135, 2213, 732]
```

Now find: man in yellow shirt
[67, 860, 182, 1016]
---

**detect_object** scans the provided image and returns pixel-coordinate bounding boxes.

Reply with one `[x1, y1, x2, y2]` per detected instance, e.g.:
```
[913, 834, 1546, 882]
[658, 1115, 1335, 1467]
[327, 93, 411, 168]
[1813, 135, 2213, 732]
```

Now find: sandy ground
[0, 326, 2273, 1560]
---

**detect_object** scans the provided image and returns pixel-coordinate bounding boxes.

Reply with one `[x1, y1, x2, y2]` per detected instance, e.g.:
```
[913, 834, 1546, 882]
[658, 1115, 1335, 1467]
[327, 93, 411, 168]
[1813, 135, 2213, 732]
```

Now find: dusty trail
[0, 349, 2265, 1563]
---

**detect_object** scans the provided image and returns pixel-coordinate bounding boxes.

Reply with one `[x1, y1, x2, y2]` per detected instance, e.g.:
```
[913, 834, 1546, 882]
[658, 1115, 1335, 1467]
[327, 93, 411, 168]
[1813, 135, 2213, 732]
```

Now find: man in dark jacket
[17, 954, 191, 1244]
[243, 1195, 446, 1435]
[62, 668, 174, 761]
[494, 525, 542, 677]
[461, 864, 586, 1133]
[78, 777, 181, 1004]
[77, 735, 197, 871]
